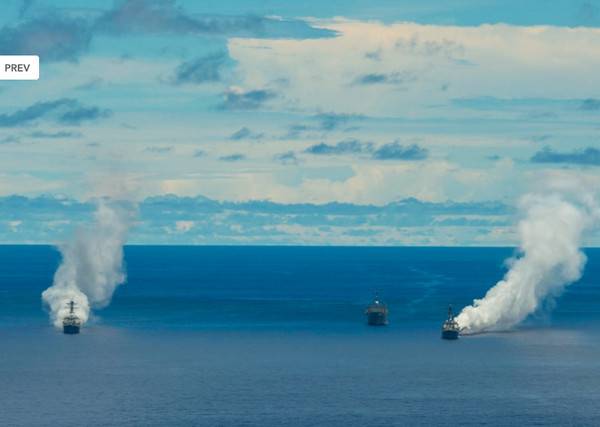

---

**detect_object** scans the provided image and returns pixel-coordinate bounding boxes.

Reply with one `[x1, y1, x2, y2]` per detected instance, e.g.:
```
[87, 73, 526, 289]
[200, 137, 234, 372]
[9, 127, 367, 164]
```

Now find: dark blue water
[1, 246, 600, 426]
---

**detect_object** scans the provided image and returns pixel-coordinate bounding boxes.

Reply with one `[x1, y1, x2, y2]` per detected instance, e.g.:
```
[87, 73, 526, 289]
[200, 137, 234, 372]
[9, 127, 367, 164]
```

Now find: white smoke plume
[456, 177, 600, 334]
[42, 199, 135, 328]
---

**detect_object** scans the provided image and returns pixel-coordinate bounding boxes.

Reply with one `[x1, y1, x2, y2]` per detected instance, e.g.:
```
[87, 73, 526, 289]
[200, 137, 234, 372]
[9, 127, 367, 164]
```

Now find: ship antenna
[448, 304, 453, 319]
[69, 300, 75, 315]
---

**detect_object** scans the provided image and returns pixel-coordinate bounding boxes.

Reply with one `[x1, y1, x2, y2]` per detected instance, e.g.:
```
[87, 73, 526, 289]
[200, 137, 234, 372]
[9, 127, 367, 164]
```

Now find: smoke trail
[456, 179, 599, 334]
[42, 199, 135, 328]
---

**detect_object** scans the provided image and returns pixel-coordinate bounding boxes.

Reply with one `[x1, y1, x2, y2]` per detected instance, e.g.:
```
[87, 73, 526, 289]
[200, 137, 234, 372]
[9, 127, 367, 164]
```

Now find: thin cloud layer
[172, 52, 229, 84]
[531, 147, 600, 166]
[219, 88, 277, 110]
[0, 99, 111, 127]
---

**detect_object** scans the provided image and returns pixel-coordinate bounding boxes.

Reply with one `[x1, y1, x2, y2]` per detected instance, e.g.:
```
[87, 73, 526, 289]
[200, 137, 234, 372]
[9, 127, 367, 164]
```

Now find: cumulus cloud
[228, 21, 600, 116]
[0, 194, 520, 245]
[531, 146, 600, 166]
[372, 142, 428, 160]
[0, 99, 111, 127]
[395, 35, 466, 62]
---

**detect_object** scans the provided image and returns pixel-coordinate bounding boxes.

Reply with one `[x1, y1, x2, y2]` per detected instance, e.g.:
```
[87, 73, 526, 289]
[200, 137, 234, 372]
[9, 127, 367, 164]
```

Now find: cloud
[364, 49, 381, 61]
[315, 112, 363, 131]
[219, 153, 246, 161]
[172, 52, 228, 84]
[305, 139, 372, 155]
[175, 220, 194, 232]
[303, 139, 428, 161]
[96, 0, 261, 35]
[395, 34, 466, 62]
[282, 113, 364, 139]
[229, 127, 264, 140]
[353, 71, 416, 86]
[58, 104, 112, 125]
[0, 100, 70, 127]
[0, 194, 519, 245]
[0, 0, 335, 64]
[229, 22, 600, 117]
[580, 98, 600, 111]
[219, 87, 276, 110]
[0, 99, 111, 127]
[274, 151, 299, 165]
[0, 15, 92, 62]
[29, 130, 82, 139]
[530, 146, 600, 166]
[0, 136, 20, 144]
[193, 149, 206, 157]
[95, 0, 335, 39]
[372, 142, 428, 160]
[145, 146, 173, 154]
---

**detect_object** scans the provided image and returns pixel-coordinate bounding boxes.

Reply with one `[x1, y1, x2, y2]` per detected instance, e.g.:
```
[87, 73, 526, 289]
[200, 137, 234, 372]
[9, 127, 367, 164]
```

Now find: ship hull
[367, 312, 388, 326]
[63, 325, 80, 335]
[441, 330, 459, 340]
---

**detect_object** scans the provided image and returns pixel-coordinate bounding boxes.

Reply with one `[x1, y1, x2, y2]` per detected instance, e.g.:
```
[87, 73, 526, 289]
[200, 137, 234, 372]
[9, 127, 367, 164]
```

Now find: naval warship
[62, 300, 81, 335]
[365, 294, 388, 326]
[441, 305, 460, 340]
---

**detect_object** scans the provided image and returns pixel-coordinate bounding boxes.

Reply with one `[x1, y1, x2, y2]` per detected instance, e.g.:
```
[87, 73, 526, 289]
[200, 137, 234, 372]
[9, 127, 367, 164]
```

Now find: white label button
[0, 55, 39, 80]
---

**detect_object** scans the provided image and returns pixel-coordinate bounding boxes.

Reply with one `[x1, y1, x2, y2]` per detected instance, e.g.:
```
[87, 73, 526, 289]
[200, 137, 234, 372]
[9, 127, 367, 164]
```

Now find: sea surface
[1, 246, 600, 426]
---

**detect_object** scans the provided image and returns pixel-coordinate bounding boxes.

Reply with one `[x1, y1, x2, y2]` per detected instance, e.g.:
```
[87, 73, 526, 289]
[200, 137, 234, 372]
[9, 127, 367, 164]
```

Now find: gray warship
[441, 305, 460, 340]
[62, 300, 81, 335]
[365, 294, 388, 326]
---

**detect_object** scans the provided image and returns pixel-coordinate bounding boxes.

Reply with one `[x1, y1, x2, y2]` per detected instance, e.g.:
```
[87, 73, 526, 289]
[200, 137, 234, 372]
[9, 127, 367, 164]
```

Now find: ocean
[1, 246, 600, 426]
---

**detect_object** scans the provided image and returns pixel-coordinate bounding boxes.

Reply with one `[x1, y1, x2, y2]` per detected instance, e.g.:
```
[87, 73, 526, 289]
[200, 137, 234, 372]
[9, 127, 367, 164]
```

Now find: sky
[0, 0, 599, 245]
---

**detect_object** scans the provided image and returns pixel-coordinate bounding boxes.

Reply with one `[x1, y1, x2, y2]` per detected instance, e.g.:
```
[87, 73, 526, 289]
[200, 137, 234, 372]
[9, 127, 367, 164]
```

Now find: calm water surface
[1, 246, 600, 426]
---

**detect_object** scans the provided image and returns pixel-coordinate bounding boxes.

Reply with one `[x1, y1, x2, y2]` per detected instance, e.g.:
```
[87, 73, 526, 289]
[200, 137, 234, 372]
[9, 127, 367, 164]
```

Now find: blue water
[1, 246, 600, 426]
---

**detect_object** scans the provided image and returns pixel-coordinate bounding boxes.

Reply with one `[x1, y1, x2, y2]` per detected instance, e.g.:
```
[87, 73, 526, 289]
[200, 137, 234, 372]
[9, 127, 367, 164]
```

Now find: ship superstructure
[62, 300, 81, 335]
[441, 305, 460, 340]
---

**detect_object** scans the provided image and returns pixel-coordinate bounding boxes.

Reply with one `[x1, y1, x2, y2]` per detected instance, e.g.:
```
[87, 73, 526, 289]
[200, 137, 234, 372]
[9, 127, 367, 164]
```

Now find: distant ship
[365, 294, 388, 326]
[63, 300, 81, 335]
[441, 305, 460, 340]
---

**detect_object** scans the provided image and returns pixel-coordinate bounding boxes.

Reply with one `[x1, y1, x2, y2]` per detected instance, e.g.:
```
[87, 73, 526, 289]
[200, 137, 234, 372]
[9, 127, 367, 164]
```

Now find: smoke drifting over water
[42, 200, 135, 328]
[457, 179, 600, 334]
